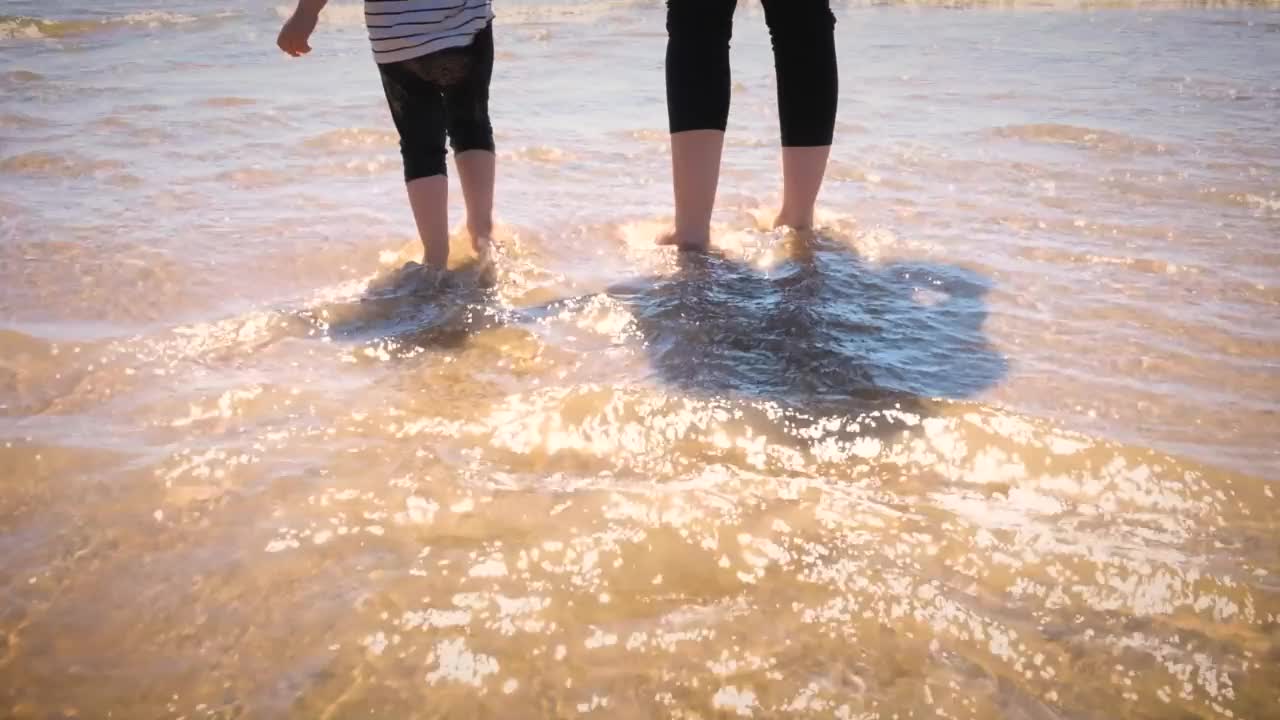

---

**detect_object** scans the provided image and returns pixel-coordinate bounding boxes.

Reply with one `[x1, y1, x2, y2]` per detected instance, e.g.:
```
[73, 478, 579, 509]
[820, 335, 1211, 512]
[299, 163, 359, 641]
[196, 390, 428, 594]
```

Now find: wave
[395, 380, 1261, 498]
[0, 113, 51, 130]
[826, 160, 921, 191]
[214, 166, 292, 189]
[0, 11, 232, 41]
[0, 326, 130, 417]
[113, 11, 201, 27]
[504, 145, 575, 165]
[311, 156, 401, 178]
[0, 16, 95, 39]
[201, 96, 258, 109]
[302, 127, 399, 152]
[617, 128, 666, 144]
[1016, 245, 1202, 277]
[1212, 189, 1280, 214]
[1, 69, 44, 84]
[0, 327, 57, 358]
[993, 123, 1173, 155]
[0, 151, 125, 178]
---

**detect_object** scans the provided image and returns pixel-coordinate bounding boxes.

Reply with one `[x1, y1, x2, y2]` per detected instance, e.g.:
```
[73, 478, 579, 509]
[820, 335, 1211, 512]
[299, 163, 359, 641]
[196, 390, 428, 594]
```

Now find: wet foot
[657, 228, 711, 252]
[366, 260, 441, 298]
[472, 237, 497, 289]
[413, 263, 449, 295]
[379, 261, 448, 298]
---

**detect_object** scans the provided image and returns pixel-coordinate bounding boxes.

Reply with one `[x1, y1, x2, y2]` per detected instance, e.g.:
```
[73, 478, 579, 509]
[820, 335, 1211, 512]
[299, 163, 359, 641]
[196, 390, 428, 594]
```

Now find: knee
[446, 104, 495, 154]
[768, 10, 836, 75]
[400, 140, 447, 182]
[766, 3, 835, 45]
[667, 0, 733, 46]
[448, 122, 494, 155]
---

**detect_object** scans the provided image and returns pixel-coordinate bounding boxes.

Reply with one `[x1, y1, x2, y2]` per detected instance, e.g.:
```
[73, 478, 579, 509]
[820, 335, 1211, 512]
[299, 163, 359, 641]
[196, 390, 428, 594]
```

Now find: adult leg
[761, 0, 838, 230]
[659, 0, 737, 251]
[443, 24, 497, 253]
[379, 61, 451, 269]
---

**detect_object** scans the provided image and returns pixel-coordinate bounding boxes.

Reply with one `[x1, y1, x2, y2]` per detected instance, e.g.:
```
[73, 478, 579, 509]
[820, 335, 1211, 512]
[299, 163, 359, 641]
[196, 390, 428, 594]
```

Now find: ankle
[422, 241, 449, 270]
[467, 219, 493, 243]
[774, 205, 815, 230]
[659, 224, 712, 250]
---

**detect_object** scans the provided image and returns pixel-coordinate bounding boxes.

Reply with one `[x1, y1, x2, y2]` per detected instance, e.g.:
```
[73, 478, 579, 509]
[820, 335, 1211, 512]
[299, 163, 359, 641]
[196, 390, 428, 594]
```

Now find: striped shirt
[364, 0, 494, 65]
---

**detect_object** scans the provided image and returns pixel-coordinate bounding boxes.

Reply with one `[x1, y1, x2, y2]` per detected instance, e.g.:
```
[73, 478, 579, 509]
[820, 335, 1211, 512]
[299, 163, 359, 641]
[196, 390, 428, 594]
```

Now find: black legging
[666, 0, 838, 147]
[377, 24, 495, 182]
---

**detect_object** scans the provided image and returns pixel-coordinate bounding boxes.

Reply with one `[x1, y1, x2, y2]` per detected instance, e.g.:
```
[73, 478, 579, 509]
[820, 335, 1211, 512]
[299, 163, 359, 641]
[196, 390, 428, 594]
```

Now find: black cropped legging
[377, 24, 495, 182]
[666, 0, 838, 147]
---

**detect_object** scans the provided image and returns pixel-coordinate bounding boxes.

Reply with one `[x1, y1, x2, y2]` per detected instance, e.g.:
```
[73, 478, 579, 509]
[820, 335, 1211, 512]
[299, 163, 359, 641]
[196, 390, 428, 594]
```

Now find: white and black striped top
[364, 0, 494, 65]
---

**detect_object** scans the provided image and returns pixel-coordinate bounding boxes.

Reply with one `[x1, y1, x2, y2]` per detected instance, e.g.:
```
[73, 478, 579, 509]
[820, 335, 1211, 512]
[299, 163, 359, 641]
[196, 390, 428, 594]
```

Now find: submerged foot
[657, 228, 712, 252]
[472, 236, 497, 289]
[367, 261, 417, 294]
[398, 261, 448, 297]
[364, 261, 449, 301]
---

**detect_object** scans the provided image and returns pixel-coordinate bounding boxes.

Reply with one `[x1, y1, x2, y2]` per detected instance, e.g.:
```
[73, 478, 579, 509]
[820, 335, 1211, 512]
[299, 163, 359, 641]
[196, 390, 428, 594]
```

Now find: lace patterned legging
[377, 23, 495, 181]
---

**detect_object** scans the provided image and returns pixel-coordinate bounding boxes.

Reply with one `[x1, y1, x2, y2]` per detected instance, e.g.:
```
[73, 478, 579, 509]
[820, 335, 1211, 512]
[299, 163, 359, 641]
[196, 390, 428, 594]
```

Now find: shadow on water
[297, 230, 1007, 425]
[605, 231, 1008, 419]
[296, 255, 510, 350]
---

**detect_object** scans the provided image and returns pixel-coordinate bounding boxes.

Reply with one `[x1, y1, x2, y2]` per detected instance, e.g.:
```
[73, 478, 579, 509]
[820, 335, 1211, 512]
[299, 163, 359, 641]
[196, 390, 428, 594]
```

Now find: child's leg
[443, 24, 496, 252]
[378, 61, 451, 268]
[455, 150, 494, 249]
[406, 176, 449, 269]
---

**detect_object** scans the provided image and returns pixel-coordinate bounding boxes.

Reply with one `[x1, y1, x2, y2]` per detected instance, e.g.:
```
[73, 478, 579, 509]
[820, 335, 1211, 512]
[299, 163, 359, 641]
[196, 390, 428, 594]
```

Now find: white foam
[401, 609, 472, 630]
[0, 20, 46, 39]
[712, 686, 758, 717]
[425, 638, 499, 687]
[469, 558, 508, 578]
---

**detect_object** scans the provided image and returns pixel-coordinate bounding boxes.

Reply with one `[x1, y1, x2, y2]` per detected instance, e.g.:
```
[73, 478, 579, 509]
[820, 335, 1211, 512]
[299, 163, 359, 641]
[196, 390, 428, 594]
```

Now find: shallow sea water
[1, 1, 1279, 718]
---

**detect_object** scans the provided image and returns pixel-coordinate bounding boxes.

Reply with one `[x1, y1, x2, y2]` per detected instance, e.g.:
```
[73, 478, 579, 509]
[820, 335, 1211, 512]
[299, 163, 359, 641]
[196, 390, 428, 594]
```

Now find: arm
[277, 0, 328, 57]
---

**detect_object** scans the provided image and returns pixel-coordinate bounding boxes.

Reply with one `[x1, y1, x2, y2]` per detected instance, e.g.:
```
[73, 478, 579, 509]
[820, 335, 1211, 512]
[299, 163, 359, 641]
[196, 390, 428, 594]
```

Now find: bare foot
[367, 261, 447, 299]
[406, 262, 449, 297]
[657, 228, 712, 252]
[467, 224, 493, 252]
[471, 236, 497, 288]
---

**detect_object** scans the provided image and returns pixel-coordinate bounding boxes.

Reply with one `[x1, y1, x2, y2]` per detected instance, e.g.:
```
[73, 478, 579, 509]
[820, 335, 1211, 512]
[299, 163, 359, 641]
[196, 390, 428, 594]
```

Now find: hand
[277, 8, 319, 57]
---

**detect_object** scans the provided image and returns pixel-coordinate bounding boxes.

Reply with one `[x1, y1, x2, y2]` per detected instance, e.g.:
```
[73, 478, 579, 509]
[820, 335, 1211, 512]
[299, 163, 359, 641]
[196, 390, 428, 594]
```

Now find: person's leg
[406, 176, 450, 269]
[455, 152, 494, 244]
[379, 61, 451, 269]
[443, 24, 497, 254]
[659, 0, 737, 251]
[776, 146, 829, 231]
[761, 0, 838, 230]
